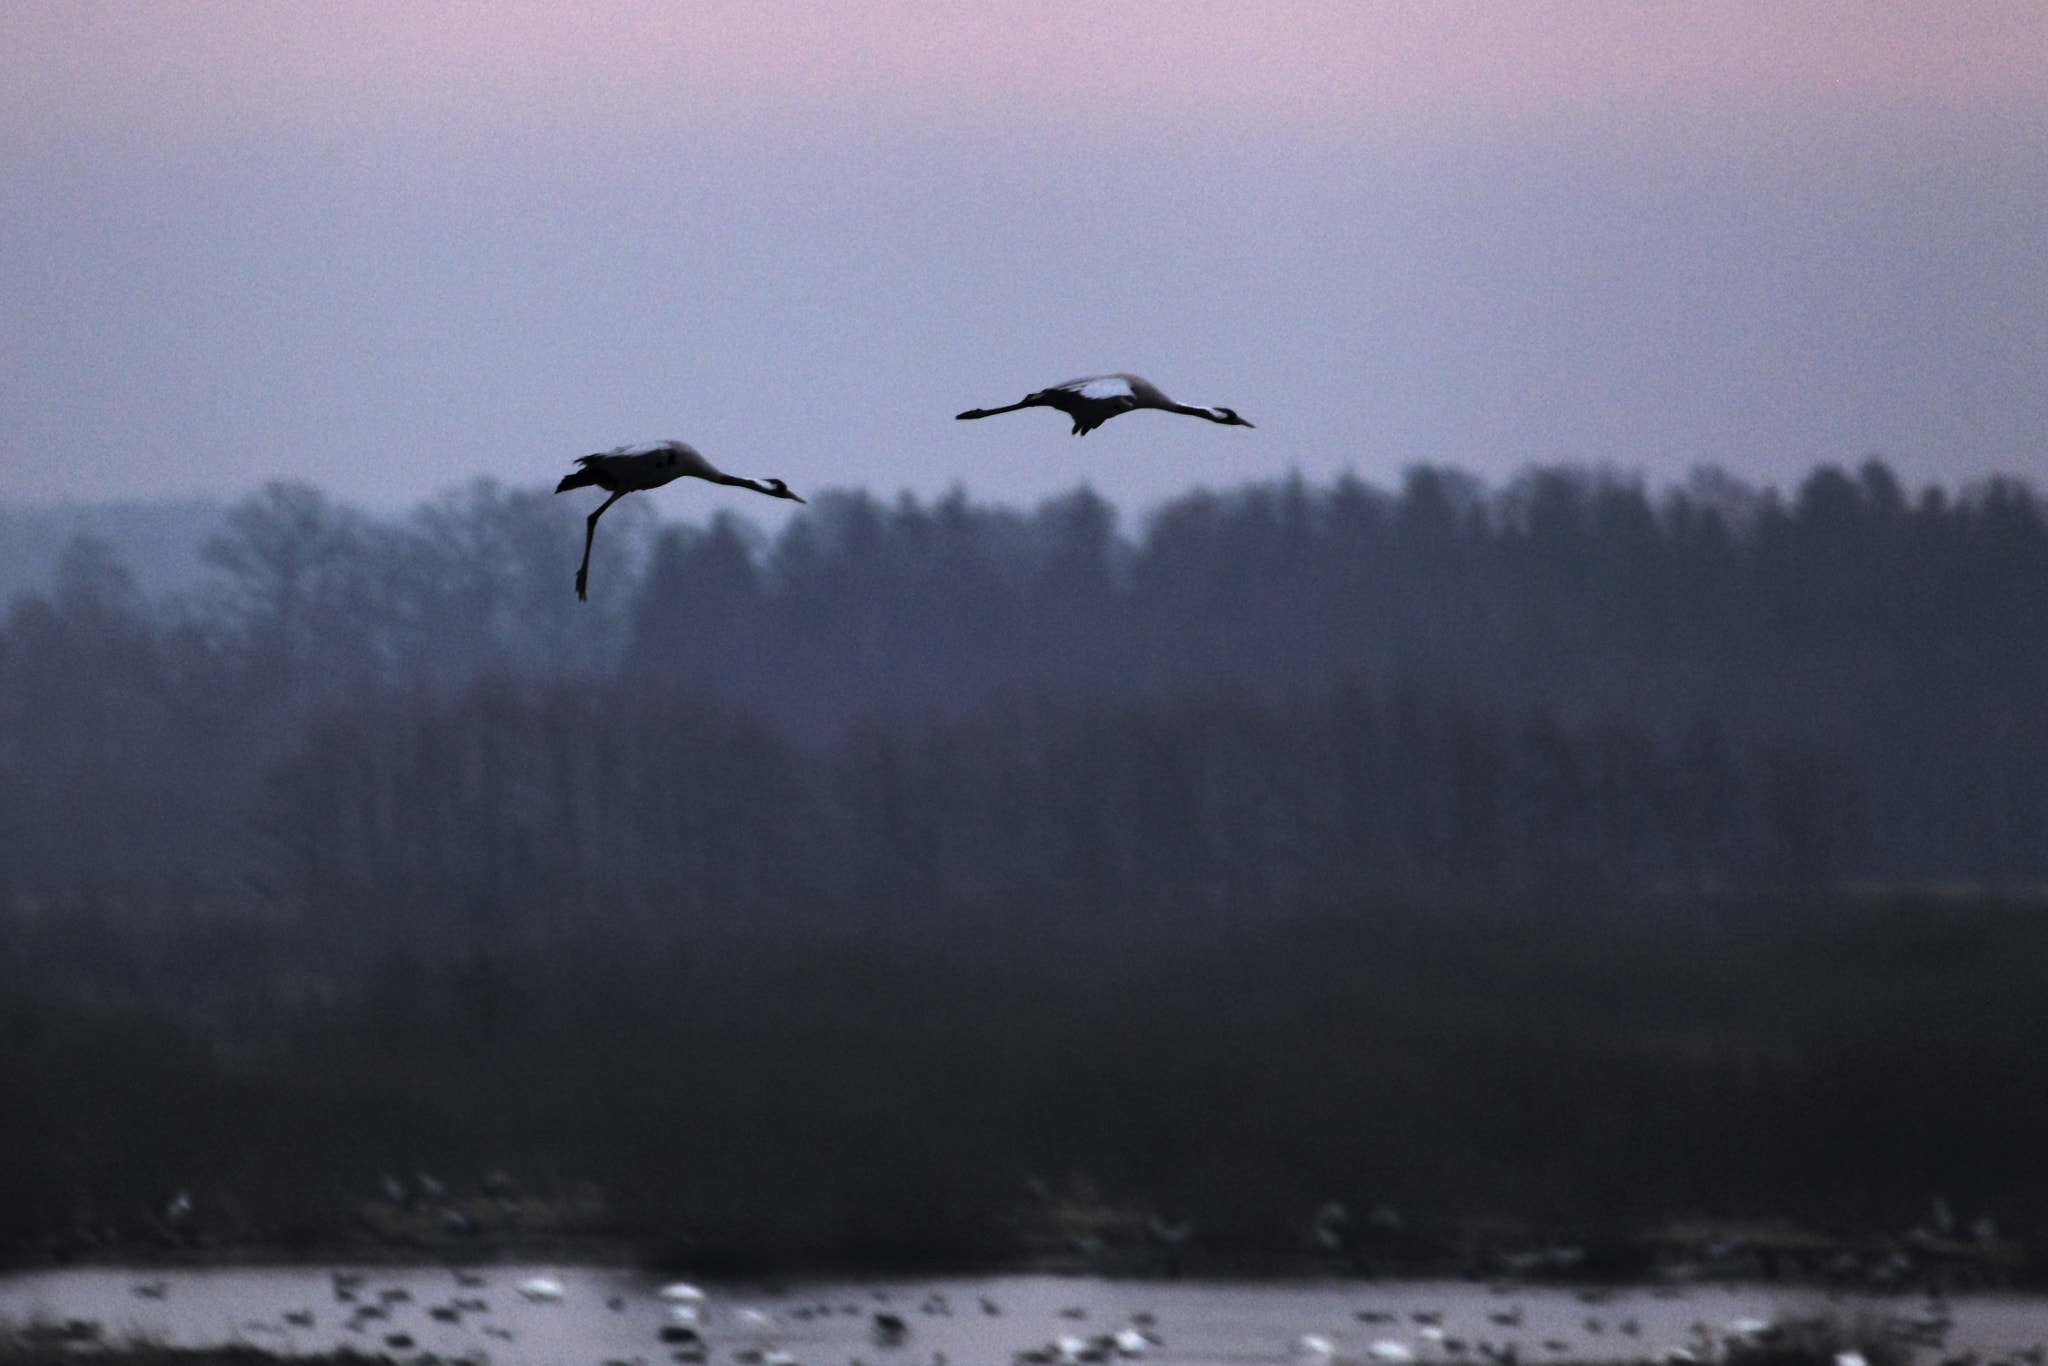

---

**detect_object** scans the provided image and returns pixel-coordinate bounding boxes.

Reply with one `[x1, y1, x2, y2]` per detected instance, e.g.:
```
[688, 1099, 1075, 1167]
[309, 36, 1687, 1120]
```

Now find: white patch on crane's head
[1072, 377, 1135, 400]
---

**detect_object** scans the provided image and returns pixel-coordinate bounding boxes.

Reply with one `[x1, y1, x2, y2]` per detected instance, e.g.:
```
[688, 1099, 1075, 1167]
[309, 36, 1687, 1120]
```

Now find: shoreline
[7, 1196, 2038, 1292]
[2, 1240, 2032, 1295]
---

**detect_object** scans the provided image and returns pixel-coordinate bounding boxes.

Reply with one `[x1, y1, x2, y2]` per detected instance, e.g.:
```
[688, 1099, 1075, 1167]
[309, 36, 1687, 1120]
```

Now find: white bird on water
[554, 441, 806, 601]
[1113, 1327, 1154, 1356]
[516, 1276, 565, 1303]
[956, 374, 1254, 436]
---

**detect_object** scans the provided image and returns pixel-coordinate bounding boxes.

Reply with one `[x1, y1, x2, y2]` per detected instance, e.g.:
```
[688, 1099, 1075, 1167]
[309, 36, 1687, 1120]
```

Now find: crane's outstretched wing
[1048, 376, 1139, 402]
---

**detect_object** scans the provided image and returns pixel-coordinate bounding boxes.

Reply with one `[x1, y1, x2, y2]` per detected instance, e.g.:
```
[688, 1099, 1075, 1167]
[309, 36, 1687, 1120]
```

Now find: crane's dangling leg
[576, 489, 627, 601]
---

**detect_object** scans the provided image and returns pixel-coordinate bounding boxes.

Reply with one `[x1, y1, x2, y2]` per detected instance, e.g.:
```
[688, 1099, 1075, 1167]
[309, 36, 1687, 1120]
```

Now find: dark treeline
[263, 682, 1836, 957]
[6, 458, 2047, 901]
[5, 460, 2048, 1264]
[9, 887, 2048, 1269]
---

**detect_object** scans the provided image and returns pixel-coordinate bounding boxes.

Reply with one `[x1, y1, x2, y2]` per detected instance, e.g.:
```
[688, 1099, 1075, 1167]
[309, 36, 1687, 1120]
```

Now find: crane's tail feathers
[555, 469, 603, 493]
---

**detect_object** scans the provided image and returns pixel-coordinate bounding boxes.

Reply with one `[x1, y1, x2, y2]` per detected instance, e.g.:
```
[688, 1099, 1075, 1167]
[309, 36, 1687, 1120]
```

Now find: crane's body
[555, 440, 804, 600]
[956, 374, 1253, 436]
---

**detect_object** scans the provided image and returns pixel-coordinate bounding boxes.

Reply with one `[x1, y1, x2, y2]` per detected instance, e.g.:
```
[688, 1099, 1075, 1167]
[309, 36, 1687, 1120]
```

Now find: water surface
[2, 1269, 2036, 1366]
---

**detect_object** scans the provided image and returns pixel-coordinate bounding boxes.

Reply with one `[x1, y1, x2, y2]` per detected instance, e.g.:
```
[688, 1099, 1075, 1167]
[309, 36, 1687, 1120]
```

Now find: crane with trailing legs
[956, 374, 1254, 436]
[555, 440, 805, 600]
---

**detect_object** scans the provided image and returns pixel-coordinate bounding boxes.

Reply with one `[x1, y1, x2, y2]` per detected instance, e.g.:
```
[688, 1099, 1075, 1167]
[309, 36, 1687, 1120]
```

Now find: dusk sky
[4, 3, 2046, 518]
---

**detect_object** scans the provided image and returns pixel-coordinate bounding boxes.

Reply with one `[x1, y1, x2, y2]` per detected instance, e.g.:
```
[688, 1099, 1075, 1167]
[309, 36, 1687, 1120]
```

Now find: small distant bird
[1311, 1201, 1350, 1253]
[555, 441, 806, 600]
[1148, 1214, 1191, 1249]
[517, 1276, 566, 1303]
[956, 374, 1253, 436]
[1148, 1214, 1192, 1277]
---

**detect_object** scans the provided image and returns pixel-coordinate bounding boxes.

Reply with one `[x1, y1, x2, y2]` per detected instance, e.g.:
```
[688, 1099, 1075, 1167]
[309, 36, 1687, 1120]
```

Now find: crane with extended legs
[554, 440, 805, 600]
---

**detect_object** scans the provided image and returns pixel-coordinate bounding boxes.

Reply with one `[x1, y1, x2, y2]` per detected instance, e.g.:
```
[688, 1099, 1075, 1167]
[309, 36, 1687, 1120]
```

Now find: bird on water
[554, 440, 805, 600]
[956, 374, 1254, 436]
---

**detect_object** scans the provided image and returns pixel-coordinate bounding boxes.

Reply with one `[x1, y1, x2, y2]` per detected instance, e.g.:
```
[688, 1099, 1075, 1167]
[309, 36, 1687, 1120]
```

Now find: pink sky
[8, 3, 2046, 155]
[4, 3, 2047, 513]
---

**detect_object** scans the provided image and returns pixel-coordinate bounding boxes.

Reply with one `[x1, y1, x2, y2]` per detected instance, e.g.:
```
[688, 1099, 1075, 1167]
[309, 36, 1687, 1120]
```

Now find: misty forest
[5, 459, 2048, 1273]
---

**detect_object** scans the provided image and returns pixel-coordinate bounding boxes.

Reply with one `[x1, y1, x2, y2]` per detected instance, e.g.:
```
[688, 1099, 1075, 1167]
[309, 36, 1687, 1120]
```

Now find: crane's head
[1208, 407, 1254, 428]
[764, 478, 807, 503]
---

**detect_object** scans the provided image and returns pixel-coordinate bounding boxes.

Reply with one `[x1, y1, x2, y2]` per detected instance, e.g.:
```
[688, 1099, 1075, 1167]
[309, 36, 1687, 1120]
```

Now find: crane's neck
[703, 471, 804, 503]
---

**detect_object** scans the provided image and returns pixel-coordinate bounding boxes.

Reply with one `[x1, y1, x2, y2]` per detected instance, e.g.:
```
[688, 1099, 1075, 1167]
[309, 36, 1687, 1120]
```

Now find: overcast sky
[3, 2, 2045, 519]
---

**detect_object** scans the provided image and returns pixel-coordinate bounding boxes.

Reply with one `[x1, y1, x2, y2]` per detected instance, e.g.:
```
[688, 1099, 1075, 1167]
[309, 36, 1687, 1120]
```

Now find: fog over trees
[4, 459, 2042, 912]
[4, 459, 2048, 1261]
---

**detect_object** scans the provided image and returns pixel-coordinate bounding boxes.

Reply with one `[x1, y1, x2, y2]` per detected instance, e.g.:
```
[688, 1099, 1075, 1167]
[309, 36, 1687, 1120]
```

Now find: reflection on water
[3, 1269, 2044, 1366]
